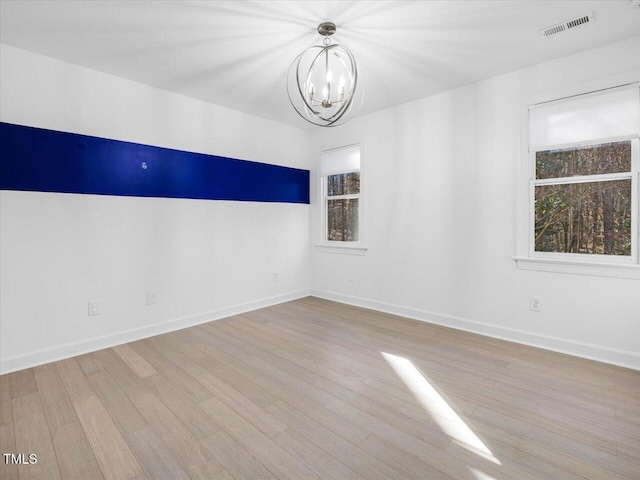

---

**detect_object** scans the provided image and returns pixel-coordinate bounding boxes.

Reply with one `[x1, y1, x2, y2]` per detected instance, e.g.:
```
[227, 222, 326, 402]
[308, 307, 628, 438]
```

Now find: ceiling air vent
[540, 12, 594, 37]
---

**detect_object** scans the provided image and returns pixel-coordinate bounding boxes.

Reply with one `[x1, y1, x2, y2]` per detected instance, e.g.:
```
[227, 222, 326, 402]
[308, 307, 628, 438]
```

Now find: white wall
[0, 44, 312, 373]
[310, 36, 640, 369]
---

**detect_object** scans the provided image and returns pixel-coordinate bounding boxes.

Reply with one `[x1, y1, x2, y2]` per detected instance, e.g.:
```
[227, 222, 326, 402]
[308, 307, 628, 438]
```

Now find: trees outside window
[326, 172, 360, 241]
[320, 144, 361, 244]
[534, 141, 632, 256]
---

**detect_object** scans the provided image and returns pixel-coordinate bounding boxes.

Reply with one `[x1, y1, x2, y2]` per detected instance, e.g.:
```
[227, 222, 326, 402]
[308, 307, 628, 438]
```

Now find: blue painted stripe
[0, 122, 309, 204]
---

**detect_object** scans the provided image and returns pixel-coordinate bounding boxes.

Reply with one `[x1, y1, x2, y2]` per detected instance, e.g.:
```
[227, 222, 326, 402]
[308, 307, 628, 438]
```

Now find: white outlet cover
[529, 296, 542, 312]
[146, 292, 156, 305]
[88, 301, 100, 315]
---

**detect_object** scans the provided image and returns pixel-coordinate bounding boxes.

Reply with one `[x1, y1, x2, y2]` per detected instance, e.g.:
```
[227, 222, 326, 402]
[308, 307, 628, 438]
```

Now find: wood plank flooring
[1, 296, 639, 480]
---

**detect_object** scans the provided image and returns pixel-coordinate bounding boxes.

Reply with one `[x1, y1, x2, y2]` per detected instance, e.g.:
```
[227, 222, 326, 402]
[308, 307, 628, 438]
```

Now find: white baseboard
[6, 288, 636, 374]
[0, 289, 311, 374]
[311, 289, 640, 371]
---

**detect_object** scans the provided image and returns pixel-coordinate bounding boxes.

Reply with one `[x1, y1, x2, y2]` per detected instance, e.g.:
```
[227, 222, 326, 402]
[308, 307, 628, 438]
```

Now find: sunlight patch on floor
[469, 467, 499, 480]
[381, 351, 501, 465]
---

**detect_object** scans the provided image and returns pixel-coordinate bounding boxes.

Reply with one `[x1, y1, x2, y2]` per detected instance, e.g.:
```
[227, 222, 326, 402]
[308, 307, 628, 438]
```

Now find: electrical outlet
[529, 296, 542, 312]
[88, 301, 100, 316]
[347, 272, 354, 283]
[146, 292, 156, 305]
[273, 272, 279, 282]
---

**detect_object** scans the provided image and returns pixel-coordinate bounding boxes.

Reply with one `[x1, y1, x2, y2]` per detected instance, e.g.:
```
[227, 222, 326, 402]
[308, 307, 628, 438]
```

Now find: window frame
[528, 136, 639, 265]
[317, 142, 367, 255]
[516, 83, 640, 279]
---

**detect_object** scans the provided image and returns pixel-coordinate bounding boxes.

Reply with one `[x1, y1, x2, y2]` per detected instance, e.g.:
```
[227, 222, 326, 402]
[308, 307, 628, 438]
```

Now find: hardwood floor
[1, 296, 639, 479]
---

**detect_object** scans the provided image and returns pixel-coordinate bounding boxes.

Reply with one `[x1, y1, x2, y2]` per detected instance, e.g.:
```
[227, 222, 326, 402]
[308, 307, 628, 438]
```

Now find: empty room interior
[1, 1, 640, 479]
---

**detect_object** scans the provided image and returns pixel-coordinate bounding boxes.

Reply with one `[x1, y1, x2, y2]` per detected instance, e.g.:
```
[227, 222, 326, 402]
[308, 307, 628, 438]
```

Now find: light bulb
[326, 71, 333, 83]
[339, 75, 345, 87]
[322, 87, 328, 99]
[309, 83, 315, 94]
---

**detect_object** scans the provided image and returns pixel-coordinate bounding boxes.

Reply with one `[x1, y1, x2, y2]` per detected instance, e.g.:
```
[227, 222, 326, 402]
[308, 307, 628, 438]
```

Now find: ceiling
[1, 1, 640, 129]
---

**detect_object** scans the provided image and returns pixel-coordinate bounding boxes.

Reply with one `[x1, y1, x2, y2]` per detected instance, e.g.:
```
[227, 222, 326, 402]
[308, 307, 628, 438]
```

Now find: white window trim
[515, 83, 640, 279]
[514, 256, 640, 279]
[315, 141, 368, 255]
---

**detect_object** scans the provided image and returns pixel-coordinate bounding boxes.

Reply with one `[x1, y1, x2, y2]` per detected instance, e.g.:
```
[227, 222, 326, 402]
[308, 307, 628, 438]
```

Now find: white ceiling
[1, 1, 640, 129]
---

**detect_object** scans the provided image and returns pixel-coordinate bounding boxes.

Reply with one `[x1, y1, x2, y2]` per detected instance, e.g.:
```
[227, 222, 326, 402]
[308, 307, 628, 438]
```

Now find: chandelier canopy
[287, 22, 362, 127]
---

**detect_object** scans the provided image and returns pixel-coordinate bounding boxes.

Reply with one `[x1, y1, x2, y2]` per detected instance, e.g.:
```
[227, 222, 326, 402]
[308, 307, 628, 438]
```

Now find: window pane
[536, 141, 631, 179]
[327, 172, 360, 196]
[327, 198, 359, 241]
[535, 180, 632, 255]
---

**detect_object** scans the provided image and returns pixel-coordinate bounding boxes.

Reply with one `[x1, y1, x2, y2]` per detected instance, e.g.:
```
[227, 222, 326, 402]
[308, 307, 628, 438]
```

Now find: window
[519, 84, 640, 277]
[534, 141, 633, 256]
[326, 172, 360, 241]
[319, 144, 365, 252]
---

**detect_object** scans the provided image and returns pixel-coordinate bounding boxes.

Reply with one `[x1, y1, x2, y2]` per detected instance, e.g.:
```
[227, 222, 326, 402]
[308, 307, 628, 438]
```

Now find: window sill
[315, 244, 368, 256]
[514, 257, 640, 279]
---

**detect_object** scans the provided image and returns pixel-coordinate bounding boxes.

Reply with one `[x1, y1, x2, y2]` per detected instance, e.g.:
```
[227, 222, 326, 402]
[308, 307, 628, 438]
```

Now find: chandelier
[287, 22, 362, 127]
